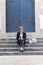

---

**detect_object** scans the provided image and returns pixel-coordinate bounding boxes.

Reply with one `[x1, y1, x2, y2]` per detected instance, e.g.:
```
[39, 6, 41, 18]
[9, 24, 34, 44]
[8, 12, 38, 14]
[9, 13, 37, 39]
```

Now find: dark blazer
[16, 32, 26, 45]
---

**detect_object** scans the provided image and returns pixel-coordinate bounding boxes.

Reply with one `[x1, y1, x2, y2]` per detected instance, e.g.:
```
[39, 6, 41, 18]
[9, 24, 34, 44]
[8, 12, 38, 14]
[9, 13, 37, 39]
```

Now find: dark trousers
[17, 40, 24, 47]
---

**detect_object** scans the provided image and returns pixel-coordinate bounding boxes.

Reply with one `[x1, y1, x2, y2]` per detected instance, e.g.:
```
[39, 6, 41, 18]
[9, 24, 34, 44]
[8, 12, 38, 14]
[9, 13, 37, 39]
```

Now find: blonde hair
[19, 26, 23, 29]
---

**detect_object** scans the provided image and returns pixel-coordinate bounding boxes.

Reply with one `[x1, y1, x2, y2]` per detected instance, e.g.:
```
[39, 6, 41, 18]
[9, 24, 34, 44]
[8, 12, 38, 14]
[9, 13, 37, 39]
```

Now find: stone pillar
[0, 0, 6, 37]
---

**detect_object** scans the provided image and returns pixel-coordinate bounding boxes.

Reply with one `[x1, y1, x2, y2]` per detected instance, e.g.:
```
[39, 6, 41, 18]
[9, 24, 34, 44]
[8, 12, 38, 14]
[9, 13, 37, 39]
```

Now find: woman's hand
[18, 38, 24, 40]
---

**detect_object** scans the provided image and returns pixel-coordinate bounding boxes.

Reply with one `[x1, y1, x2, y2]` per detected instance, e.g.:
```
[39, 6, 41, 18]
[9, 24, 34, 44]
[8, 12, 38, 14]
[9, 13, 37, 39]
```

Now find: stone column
[0, 0, 6, 37]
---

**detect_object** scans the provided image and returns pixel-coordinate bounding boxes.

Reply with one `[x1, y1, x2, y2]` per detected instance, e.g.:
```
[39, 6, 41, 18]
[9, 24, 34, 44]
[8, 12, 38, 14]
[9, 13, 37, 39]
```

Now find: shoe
[23, 44, 26, 47]
[20, 47, 24, 52]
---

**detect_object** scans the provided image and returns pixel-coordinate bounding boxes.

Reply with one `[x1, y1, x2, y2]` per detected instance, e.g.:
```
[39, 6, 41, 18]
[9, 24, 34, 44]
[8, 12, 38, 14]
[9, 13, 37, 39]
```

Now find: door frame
[6, 0, 36, 38]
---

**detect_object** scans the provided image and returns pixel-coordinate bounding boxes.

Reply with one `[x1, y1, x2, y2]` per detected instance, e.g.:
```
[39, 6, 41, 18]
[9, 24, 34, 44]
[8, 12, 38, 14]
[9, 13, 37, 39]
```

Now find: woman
[16, 26, 26, 52]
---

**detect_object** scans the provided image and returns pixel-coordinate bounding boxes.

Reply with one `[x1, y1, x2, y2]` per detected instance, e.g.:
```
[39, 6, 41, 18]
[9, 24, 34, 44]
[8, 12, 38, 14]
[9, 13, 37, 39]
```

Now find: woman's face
[20, 28, 23, 33]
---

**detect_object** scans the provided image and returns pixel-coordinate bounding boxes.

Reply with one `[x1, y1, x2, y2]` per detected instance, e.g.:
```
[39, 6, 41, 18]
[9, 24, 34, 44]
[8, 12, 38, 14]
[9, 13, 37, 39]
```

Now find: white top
[20, 33, 23, 39]
[0, 17, 1, 30]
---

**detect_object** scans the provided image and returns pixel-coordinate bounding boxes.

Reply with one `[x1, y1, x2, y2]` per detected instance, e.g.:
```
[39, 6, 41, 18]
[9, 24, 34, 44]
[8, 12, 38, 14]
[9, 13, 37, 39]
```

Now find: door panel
[6, 0, 35, 32]
[6, 0, 21, 32]
[20, 0, 35, 32]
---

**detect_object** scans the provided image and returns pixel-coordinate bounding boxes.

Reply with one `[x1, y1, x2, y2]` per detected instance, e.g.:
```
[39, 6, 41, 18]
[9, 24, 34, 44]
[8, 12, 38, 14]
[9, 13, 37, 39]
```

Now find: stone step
[0, 38, 43, 55]
[0, 38, 43, 42]
[0, 51, 43, 55]
[0, 40, 43, 43]
[0, 43, 42, 47]
[0, 50, 42, 53]
[0, 42, 43, 45]
[0, 47, 43, 51]
[0, 44, 43, 48]
[0, 40, 43, 44]
[37, 38, 43, 40]
[0, 44, 43, 47]
[1, 38, 43, 40]
[0, 42, 43, 44]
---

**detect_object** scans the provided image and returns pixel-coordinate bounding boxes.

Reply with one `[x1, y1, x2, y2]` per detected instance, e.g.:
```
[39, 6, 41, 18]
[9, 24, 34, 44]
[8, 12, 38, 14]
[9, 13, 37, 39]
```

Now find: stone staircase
[0, 38, 43, 55]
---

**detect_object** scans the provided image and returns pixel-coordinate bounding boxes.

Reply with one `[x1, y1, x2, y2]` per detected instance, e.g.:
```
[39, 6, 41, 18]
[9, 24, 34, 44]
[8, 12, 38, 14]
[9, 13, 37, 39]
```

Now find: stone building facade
[0, 0, 43, 38]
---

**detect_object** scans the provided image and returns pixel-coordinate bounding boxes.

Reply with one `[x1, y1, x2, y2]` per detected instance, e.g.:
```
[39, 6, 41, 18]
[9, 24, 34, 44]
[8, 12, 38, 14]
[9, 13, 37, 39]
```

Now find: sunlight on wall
[39, 14, 43, 29]
[0, 17, 1, 30]
[40, 6, 43, 9]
